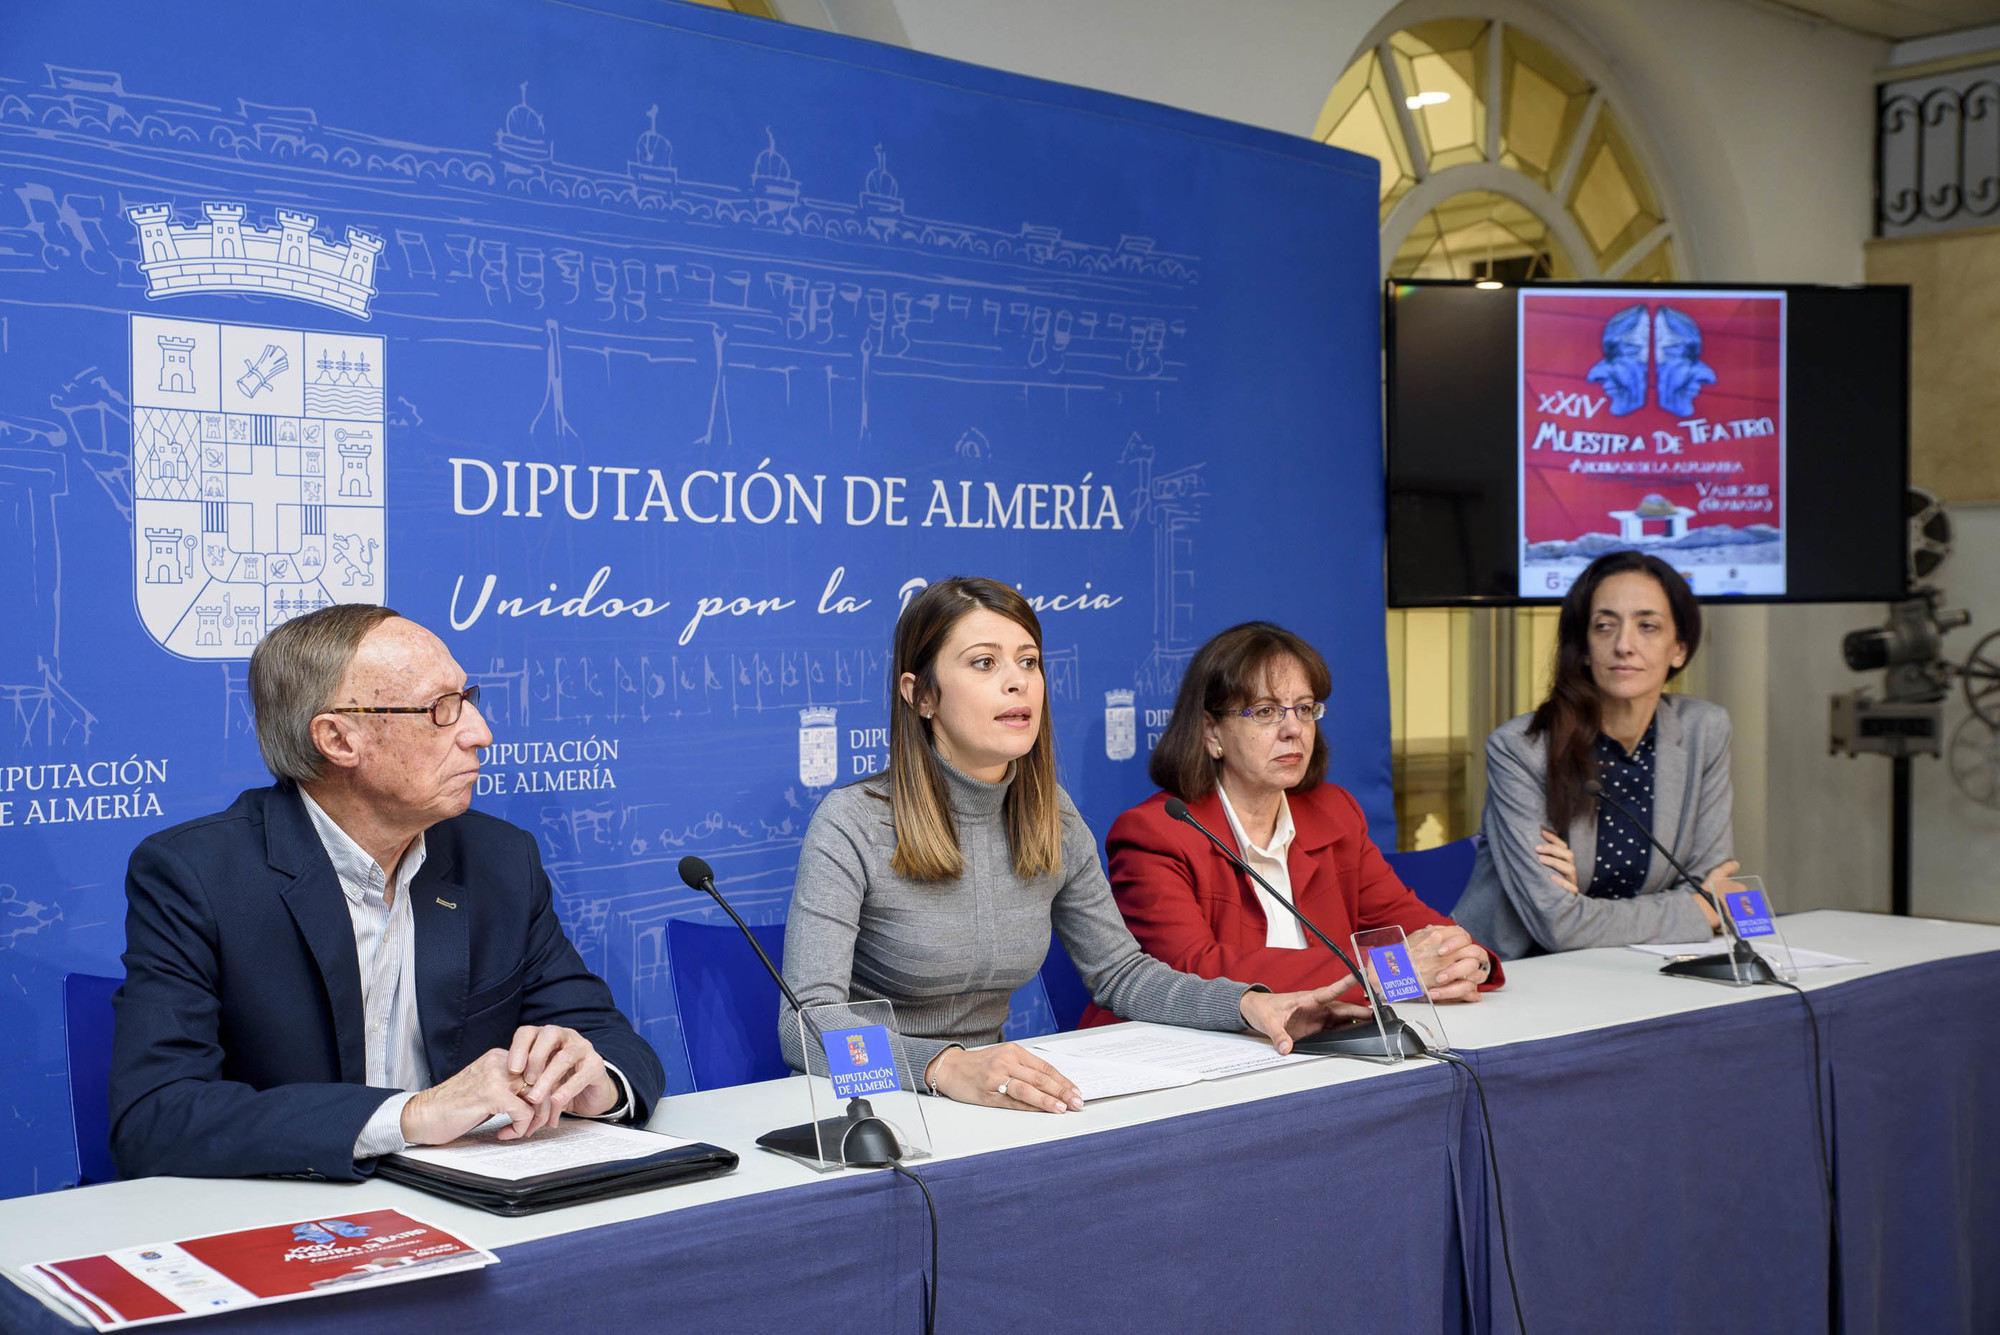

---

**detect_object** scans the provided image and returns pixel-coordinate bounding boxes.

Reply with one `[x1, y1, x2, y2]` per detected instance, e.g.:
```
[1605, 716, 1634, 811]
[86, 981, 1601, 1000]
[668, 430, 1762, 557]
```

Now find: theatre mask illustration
[1586, 303, 1649, 416]
[1653, 305, 1716, 415]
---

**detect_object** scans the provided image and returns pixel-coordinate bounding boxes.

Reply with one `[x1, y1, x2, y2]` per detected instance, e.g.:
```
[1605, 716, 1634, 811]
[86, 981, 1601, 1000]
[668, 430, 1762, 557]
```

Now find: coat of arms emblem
[799, 706, 839, 788]
[1104, 689, 1137, 761]
[130, 315, 386, 658]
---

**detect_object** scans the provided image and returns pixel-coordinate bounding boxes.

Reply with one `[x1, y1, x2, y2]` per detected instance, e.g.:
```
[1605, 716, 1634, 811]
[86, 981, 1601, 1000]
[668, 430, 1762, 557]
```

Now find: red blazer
[1082, 784, 1503, 1026]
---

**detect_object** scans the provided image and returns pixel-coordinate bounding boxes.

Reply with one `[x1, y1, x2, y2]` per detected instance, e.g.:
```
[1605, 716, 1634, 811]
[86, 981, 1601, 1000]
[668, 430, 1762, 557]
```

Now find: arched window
[1318, 15, 1696, 848]
[1320, 17, 1680, 282]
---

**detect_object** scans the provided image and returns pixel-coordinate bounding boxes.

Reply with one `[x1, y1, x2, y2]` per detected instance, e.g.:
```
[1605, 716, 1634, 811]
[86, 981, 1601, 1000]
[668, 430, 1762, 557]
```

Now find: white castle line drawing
[336, 428, 375, 498]
[156, 336, 196, 392]
[125, 202, 383, 320]
[142, 527, 194, 584]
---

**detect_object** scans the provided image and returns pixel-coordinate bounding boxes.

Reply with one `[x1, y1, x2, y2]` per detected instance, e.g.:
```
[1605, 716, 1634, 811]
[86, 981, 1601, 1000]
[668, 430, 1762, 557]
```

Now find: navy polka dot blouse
[1588, 719, 1657, 900]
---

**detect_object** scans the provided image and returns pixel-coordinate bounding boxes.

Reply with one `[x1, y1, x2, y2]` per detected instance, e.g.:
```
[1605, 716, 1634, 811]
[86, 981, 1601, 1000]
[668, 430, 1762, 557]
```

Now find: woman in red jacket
[1085, 622, 1502, 1025]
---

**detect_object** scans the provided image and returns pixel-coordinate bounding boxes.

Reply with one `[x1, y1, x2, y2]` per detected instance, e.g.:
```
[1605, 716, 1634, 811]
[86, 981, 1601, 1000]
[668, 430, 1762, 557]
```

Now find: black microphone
[1163, 797, 1426, 1059]
[677, 856, 902, 1166]
[1582, 781, 1777, 986]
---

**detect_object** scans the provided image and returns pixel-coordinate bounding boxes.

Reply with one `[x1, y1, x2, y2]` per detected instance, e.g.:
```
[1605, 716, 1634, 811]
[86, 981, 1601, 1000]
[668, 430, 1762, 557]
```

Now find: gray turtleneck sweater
[778, 759, 1258, 1090]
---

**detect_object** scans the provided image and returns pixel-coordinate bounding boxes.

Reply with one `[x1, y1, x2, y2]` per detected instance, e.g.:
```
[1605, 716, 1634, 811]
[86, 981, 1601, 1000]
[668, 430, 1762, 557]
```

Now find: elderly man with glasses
[109, 605, 662, 1181]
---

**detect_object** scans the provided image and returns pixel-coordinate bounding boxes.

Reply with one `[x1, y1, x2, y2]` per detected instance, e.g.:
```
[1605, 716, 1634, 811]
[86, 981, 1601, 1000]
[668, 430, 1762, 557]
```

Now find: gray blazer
[1454, 694, 1734, 958]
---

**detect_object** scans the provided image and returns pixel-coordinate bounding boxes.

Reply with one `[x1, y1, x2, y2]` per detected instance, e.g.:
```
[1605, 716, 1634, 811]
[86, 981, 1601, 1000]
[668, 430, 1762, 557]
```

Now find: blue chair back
[666, 918, 792, 1092]
[62, 971, 121, 1186]
[1001, 973, 1056, 1041]
[1038, 933, 1092, 1032]
[1000, 933, 1093, 1040]
[1384, 835, 1483, 917]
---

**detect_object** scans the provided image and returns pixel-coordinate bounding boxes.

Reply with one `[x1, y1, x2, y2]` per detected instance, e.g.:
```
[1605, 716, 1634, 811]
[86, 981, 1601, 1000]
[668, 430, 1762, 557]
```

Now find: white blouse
[1216, 787, 1306, 949]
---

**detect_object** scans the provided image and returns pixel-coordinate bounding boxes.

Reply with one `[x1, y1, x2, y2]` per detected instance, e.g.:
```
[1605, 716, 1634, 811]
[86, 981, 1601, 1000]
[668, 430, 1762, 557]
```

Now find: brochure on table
[21, 1208, 493, 1331]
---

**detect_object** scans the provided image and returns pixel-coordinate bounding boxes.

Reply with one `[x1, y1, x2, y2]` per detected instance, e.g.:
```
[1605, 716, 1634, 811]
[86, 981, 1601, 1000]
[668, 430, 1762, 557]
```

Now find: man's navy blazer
[110, 783, 665, 1181]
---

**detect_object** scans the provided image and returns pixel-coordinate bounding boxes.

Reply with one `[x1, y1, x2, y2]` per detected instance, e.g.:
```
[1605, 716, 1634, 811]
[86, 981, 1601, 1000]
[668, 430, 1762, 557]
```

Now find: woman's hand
[1238, 985, 1375, 1053]
[1537, 828, 1581, 895]
[924, 1042, 1084, 1113]
[1405, 924, 1493, 1002]
[1695, 859, 1742, 933]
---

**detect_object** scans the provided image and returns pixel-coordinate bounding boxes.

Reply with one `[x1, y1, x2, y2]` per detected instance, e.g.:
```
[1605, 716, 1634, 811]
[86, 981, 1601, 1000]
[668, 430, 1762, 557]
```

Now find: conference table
[2, 910, 1996, 1335]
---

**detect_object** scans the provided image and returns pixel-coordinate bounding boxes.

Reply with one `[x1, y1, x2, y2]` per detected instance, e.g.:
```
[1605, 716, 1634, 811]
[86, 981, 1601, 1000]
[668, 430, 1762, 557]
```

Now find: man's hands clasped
[399, 1024, 620, 1147]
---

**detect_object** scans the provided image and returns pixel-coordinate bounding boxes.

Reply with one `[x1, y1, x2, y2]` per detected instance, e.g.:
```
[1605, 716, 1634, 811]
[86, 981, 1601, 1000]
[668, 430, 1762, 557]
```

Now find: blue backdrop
[0, 0, 1388, 1196]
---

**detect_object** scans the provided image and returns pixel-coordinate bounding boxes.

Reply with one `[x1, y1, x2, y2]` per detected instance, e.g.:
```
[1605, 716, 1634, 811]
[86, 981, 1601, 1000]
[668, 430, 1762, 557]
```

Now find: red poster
[1518, 290, 1785, 597]
[26, 1208, 494, 1330]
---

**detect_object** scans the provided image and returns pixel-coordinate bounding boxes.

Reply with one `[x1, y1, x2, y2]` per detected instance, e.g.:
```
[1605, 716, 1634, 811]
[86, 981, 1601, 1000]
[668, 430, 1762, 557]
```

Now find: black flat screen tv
[1385, 280, 1909, 606]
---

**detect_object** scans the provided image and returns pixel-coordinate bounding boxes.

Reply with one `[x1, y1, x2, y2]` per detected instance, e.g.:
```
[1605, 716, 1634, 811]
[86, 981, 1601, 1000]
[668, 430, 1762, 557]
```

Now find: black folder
[378, 1138, 738, 1216]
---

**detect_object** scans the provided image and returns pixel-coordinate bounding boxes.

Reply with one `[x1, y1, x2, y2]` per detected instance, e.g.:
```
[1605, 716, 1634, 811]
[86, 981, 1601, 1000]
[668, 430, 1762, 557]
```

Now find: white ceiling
[1773, 0, 2000, 40]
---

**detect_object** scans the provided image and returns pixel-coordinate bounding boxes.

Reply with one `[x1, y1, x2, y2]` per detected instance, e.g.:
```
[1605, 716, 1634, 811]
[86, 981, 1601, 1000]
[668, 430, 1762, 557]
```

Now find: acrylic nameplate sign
[1717, 875, 1797, 981]
[765, 999, 931, 1173]
[1351, 924, 1447, 1060]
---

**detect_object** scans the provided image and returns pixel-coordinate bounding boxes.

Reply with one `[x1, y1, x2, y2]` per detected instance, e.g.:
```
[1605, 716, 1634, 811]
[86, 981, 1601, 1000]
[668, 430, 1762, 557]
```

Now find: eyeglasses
[324, 684, 481, 728]
[1226, 700, 1325, 728]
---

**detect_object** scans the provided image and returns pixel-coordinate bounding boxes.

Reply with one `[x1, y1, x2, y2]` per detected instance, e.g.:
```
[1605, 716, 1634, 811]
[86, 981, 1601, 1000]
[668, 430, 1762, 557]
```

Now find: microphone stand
[1584, 782, 1777, 987]
[1166, 799, 1427, 1059]
[678, 857, 903, 1167]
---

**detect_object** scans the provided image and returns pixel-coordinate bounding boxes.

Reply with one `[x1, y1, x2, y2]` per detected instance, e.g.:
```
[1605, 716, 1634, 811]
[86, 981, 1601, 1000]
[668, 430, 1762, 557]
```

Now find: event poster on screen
[1517, 289, 1786, 598]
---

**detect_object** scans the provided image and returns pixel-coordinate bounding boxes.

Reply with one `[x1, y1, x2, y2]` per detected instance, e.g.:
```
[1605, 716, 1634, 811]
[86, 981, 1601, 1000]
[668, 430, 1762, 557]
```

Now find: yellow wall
[1866, 228, 2000, 503]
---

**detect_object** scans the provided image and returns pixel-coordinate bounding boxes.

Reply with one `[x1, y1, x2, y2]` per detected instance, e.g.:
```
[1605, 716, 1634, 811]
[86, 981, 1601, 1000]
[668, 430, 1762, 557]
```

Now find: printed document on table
[1027, 1021, 1325, 1101]
[1019, 1045, 1201, 1101]
[1626, 942, 1863, 970]
[390, 1119, 696, 1182]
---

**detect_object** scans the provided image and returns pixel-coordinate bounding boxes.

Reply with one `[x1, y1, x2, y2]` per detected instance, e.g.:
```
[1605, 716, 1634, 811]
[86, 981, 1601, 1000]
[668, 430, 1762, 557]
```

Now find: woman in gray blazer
[1455, 552, 1739, 958]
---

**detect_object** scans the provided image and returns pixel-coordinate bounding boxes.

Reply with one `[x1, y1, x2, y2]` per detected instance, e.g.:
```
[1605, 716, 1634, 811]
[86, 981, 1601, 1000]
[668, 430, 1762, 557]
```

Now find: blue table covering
[1814, 952, 2000, 1335]
[1461, 993, 1834, 1335]
[913, 1062, 1468, 1335]
[7, 950, 1996, 1334]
